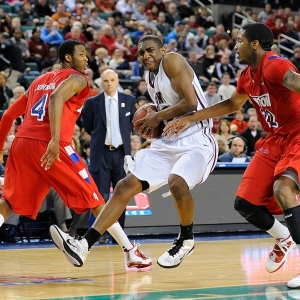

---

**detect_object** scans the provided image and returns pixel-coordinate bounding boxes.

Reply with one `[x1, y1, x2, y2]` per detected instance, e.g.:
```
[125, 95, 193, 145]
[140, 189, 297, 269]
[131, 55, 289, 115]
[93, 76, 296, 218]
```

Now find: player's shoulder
[163, 52, 186, 64]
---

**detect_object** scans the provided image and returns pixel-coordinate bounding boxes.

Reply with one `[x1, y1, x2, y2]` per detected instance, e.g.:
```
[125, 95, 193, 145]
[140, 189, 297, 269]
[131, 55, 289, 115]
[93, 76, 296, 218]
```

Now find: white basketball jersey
[145, 53, 212, 138]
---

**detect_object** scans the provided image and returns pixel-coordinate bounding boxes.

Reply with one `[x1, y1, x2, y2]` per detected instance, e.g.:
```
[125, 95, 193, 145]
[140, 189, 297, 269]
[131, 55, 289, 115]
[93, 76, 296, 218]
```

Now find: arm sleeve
[0, 94, 28, 150]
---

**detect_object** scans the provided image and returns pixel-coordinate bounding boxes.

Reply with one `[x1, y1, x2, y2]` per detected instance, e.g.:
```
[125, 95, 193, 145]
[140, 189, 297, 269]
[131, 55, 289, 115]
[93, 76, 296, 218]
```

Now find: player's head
[235, 23, 274, 65]
[137, 35, 165, 74]
[58, 40, 88, 74]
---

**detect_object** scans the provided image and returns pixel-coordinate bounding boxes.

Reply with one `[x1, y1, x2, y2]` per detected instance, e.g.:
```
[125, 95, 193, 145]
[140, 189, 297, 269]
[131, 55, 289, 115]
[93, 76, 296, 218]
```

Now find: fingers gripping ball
[133, 104, 165, 139]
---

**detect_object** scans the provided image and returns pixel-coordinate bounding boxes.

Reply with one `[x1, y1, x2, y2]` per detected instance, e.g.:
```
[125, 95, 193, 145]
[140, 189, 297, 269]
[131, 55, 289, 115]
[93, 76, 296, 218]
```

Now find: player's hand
[40, 138, 61, 170]
[134, 107, 160, 138]
[162, 116, 192, 138]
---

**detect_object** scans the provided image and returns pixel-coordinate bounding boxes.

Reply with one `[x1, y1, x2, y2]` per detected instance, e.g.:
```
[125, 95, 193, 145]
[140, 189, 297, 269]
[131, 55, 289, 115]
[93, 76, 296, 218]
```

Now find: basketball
[133, 104, 165, 139]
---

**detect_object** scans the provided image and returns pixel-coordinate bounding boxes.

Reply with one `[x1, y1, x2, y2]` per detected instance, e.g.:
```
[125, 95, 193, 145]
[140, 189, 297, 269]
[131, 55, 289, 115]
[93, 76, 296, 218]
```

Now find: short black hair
[242, 23, 273, 51]
[138, 35, 164, 48]
[58, 40, 84, 63]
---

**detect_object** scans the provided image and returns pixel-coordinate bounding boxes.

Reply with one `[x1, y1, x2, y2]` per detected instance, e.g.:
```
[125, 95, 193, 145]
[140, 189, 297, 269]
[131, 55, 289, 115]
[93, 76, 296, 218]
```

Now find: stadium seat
[24, 75, 39, 88]
[99, 12, 112, 20]
[25, 62, 39, 71]
[0, 4, 12, 13]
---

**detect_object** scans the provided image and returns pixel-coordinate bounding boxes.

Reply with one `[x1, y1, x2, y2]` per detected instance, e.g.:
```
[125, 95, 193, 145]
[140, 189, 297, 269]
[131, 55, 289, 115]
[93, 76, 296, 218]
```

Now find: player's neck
[60, 63, 73, 70]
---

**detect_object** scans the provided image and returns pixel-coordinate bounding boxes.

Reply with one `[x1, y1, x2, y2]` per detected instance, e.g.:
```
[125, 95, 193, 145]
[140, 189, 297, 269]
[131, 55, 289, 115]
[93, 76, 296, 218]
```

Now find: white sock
[0, 214, 4, 227]
[107, 222, 133, 251]
[267, 218, 290, 240]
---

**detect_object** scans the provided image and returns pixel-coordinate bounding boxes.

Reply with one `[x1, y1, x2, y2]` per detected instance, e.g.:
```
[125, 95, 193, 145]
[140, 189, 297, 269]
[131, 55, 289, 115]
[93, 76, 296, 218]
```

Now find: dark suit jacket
[240, 128, 262, 156]
[82, 92, 136, 172]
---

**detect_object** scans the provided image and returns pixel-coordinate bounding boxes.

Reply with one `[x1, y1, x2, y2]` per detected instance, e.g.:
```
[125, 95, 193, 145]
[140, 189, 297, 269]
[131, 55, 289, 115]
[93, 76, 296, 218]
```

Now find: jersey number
[260, 108, 278, 128]
[31, 94, 48, 121]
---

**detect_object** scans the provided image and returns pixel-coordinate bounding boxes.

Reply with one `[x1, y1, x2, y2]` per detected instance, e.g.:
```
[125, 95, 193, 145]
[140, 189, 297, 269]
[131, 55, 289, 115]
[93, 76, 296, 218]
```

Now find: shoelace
[168, 238, 184, 257]
[133, 243, 148, 259]
[274, 239, 290, 254]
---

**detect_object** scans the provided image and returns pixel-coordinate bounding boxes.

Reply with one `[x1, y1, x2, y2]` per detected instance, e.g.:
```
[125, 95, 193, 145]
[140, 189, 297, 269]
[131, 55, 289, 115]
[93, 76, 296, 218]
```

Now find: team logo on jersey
[35, 83, 56, 91]
[251, 93, 271, 107]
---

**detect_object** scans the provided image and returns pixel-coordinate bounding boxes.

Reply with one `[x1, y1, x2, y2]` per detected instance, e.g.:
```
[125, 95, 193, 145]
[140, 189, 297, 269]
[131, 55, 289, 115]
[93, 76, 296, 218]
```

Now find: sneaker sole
[127, 261, 153, 268]
[266, 241, 296, 273]
[157, 246, 195, 269]
[50, 225, 83, 267]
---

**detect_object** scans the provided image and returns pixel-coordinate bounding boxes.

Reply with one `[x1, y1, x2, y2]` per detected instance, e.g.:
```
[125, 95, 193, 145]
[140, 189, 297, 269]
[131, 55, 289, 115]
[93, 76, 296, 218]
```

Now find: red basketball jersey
[237, 52, 300, 135]
[16, 68, 89, 143]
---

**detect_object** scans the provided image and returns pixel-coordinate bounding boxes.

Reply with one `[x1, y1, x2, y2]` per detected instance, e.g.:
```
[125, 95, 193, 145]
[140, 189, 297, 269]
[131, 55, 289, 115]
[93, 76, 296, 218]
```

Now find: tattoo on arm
[74, 74, 87, 90]
[283, 70, 298, 89]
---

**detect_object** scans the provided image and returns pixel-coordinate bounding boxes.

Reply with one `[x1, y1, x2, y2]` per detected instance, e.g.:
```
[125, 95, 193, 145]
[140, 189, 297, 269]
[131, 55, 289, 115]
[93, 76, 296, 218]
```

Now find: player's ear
[161, 45, 167, 56]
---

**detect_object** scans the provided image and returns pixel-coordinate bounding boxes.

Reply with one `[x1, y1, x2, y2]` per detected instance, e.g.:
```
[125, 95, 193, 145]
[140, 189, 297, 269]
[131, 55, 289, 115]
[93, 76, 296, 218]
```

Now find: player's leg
[235, 154, 293, 273]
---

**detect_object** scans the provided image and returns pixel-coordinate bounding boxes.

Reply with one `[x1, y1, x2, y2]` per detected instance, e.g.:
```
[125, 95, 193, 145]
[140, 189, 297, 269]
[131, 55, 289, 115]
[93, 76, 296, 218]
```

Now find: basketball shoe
[125, 243, 152, 268]
[265, 235, 295, 273]
[50, 225, 89, 267]
[157, 236, 194, 268]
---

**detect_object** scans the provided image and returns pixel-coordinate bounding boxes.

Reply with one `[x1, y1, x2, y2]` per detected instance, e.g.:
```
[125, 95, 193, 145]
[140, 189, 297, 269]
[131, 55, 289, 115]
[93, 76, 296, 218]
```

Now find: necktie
[109, 98, 120, 147]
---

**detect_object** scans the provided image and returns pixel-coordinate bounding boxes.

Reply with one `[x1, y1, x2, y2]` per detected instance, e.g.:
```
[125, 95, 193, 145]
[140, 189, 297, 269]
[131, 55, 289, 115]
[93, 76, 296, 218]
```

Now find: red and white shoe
[125, 243, 152, 268]
[265, 235, 295, 273]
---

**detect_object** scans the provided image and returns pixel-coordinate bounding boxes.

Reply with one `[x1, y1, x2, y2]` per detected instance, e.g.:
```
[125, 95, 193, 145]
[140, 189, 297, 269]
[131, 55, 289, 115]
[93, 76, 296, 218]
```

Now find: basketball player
[0, 40, 151, 268]
[49, 35, 218, 269]
[163, 22, 300, 287]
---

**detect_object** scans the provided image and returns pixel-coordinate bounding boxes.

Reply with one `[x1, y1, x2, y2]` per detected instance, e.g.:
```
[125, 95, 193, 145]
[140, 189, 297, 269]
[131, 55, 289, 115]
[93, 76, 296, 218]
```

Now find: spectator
[156, 11, 172, 36]
[280, 21, 299, 58]
[33, 0, 54, 18]
[65, 24, 88, 44]
[131, 54, 147, 79]
[187, 52, 209, 85]
[132, 2, 146, 21]
[80, 140, 91, 168]
[196, 6, 215, 29]
[270, 18, 286, 43]
[165, 2, 180, 26]
[19, 1, 40, 26]
[218, 136, 251, 162]
[133, 79, 152, 103]
[10, 28, 30, 63]
[226, 5, 247, 32]
[146, 0, 165, 13]
[258, 3, 272, 24]
[149, 4, 160, 21]
[27, 27, 49, 71]
[195, 26, 209, 50]
[0, 72, 13, 111]
[0, 33, 26, 90]
[240, 115, 262, 157]
[80, 14, 94, 42]
[290, 47, 300, 72]
[177, 0, 195, 20]
[204, 82, 222, 107]
[51, 3, 71, 29]
[100, 24, 116, 55]
[165, 20, 184, 43]
[41, 47, 58, 73]
[89, 8, 106, 30]
[40, 18, 64, 49]
[265, 11, 275, 29]
[202, 44, 218, 80]
[217, 138, 226, 156]
[135, 95, 152, 109]
[131, 134, 142, 157]
[85, 68, 101, 96]
[217, 72, 236, 100]
[109, 49, 132, 79]
[213, 24, 234, 49]
[230, 108, 248, 134]
[211, 54, 237, 85]
[141, 10, 158, 32]
[95, 0, 116, 13]
[186, 33, 203, 59]
[214, 118, 234, 145]
[216, 39, 232, 57]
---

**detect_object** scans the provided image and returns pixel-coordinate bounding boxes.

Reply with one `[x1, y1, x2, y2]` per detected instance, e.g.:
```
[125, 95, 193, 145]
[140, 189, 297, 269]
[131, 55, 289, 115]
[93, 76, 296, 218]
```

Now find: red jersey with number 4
[236, 52, 300, 135]
[16, 68, 89, 143]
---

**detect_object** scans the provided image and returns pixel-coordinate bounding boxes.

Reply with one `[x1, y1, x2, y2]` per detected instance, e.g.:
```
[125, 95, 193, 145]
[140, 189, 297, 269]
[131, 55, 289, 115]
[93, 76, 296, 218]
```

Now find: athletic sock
[283, 206, 300, 244]
[0, 214, 4, 227]
[267, 218, 290, 240]
[180, 223, 194, 240]
[107, 222, 133, 251]
[84, 228, 101, 249]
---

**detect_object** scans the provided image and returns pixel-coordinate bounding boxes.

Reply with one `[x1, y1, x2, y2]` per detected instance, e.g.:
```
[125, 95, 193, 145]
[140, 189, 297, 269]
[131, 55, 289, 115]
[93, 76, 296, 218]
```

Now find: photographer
[0, 33, 26, 90]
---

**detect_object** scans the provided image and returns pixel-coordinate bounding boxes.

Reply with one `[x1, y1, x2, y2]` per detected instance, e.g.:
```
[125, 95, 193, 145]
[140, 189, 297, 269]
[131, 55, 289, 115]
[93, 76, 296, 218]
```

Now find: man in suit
[82, 69, 136, 235]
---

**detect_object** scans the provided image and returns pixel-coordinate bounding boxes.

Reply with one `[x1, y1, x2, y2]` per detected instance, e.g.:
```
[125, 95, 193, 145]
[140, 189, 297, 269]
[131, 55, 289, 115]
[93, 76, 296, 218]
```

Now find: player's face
[137, 40, 166, 74]
[235, 29, 253, 65]
[70, 45, 88, 74]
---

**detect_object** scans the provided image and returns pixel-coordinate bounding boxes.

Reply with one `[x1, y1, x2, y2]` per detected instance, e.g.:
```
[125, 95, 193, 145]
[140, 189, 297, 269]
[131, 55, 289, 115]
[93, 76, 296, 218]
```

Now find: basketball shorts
[125, 128, 218, 194]
[2, 137, 104, 219]
[237, 133, 300, 215]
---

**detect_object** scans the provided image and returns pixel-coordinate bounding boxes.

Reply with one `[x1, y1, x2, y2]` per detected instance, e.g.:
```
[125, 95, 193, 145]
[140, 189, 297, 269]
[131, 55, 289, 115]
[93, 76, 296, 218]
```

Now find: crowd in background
[1, 0, 300, 239]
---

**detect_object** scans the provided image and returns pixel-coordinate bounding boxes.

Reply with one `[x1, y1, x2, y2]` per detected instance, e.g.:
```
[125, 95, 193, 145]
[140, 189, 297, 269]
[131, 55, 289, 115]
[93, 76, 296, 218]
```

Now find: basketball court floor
[0, 233, 300, 300]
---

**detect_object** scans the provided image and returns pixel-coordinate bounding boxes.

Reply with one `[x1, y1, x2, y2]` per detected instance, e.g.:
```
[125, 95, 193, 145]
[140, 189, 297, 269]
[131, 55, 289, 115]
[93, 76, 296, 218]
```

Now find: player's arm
[163, 90, 248, 138]
[41, 73, 88, 170]
[282, 69, 300, 93]
[136, 54, 198, 136]
[0, 91, 29, 163]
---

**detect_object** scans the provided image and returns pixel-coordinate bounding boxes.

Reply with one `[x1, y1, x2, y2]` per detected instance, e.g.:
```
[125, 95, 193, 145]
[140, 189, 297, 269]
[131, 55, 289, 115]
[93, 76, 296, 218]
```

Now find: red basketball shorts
[2, 137, 104, 219]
